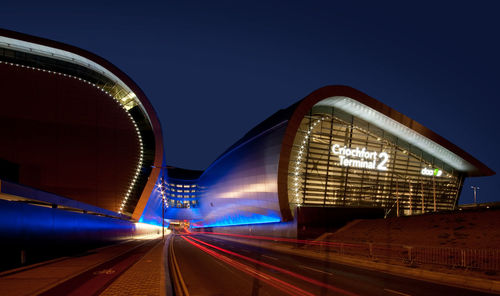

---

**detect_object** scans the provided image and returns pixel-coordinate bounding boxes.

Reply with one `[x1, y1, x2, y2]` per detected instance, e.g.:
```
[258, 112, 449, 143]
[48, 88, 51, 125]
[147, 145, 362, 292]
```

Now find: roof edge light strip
[314, 96, 474, 172]
[0, 60, 144, 215]
[0, 36, 152, 126]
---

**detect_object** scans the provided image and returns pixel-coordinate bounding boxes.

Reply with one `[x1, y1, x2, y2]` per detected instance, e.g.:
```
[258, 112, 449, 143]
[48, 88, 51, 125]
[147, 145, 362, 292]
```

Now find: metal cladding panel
[193, 122, 288, 227]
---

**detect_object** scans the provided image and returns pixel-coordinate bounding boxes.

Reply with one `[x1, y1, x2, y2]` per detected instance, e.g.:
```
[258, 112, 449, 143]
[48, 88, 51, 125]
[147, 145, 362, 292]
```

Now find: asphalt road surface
[171, 234, 496, 296]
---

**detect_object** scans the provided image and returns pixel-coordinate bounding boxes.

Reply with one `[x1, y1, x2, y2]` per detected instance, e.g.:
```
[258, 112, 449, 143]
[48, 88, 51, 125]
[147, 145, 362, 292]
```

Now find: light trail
[187, 235, 358, 296]
[384, 288, 412, 296]
[193, 231, 364, 248]
[181, 236, 315, 296]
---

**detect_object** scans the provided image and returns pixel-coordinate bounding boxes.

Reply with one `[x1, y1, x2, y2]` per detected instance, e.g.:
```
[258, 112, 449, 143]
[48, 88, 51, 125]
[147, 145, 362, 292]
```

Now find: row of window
[168, 200, 197, 208]
[165, 192, 198, 198]
[163, 182, 199, 208]
[165, 183, 197, 188]
[164, 188, 197, 193]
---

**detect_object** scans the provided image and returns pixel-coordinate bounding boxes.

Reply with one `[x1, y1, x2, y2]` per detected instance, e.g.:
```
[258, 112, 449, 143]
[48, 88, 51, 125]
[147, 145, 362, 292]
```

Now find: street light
[152, 166, 169, 240]
[471, 186, 480, 204]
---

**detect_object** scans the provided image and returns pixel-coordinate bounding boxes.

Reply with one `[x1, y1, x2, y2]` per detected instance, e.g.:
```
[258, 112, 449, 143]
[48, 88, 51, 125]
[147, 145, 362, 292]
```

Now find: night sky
[1, 1, 499, 204]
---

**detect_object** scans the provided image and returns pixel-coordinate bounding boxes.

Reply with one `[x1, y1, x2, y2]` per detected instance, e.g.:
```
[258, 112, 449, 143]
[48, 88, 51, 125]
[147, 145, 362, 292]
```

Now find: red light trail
[193, 231, 364, 248]
[182, 235, 358, 296]
[181, 235, 315, 296]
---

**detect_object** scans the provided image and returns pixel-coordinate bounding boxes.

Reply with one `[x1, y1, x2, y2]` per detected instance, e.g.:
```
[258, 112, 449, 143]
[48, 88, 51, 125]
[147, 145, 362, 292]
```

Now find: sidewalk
[0, 238, 165, 296]
[202, 233, 500, 295]
[101, 239, 167, 296]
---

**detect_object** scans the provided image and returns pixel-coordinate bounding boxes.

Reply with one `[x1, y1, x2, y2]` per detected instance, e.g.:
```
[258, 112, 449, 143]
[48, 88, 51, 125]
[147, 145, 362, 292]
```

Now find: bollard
[21, 250, 26, 265]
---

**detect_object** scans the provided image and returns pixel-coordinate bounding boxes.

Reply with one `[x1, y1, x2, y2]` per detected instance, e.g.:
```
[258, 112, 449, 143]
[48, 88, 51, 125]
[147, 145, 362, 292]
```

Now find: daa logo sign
[421, 167, 442, 177]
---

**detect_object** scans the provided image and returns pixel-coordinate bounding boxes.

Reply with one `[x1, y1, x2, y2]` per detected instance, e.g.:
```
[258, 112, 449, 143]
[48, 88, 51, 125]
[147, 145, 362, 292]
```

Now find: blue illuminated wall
[137, 185, 165, 226]
[136, 164, 166, 226]
[0, 199, 137, 243]
[0, 198, 161, 270]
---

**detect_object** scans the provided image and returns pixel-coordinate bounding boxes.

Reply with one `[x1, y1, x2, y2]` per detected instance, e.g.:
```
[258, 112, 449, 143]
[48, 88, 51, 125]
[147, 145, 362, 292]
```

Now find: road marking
[170, 236, 190, 296]
[384, 288, 411, 296]
[262, 255, 279, 261]
[299, 265, 334, 276]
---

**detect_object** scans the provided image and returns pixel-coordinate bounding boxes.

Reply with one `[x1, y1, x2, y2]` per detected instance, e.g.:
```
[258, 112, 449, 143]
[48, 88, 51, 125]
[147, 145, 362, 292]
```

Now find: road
[171, 233, 495, 296]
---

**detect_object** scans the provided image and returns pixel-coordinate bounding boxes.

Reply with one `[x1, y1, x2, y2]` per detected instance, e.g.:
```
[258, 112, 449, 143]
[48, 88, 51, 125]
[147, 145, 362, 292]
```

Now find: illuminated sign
[421, 167, 442, 177]
[332, 144, 389, 171]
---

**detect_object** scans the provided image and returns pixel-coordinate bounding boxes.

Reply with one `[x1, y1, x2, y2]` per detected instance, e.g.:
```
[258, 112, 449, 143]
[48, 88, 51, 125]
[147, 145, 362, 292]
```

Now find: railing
[312, 241, 500, 271]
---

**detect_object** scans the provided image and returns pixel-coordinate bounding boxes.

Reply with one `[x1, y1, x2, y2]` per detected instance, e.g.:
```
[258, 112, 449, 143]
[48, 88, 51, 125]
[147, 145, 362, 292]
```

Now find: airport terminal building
[188, 86, 494, 236]
[0, 29, 494, 240]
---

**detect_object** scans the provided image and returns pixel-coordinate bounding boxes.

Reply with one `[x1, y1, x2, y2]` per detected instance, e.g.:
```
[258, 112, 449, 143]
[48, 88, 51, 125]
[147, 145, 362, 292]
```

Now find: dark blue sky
[2, 1, 499, 204]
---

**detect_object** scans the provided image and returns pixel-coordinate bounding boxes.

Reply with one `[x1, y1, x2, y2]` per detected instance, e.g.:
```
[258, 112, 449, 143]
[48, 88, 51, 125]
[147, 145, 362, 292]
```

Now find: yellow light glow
[218, 181, 277, 198]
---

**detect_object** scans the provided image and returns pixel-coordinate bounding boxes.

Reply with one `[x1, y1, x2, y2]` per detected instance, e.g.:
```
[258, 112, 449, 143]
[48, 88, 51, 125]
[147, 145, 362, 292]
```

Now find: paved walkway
[0, 237, 167, 296]
[101, 239, 167, 296]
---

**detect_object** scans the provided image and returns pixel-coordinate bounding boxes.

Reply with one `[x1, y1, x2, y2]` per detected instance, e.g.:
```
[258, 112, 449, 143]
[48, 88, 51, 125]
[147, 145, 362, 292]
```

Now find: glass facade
[288, 105, 464, 216]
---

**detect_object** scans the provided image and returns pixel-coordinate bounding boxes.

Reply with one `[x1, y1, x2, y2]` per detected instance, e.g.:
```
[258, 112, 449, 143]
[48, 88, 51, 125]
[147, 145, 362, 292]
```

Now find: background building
[161, 166, 203, 221]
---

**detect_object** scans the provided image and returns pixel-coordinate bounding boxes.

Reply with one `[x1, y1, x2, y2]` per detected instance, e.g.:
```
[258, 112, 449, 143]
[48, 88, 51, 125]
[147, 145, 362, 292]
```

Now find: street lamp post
[471, 186, 480, 204]
[152, 165, 168, 240]
[160, 176, 165, 239]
